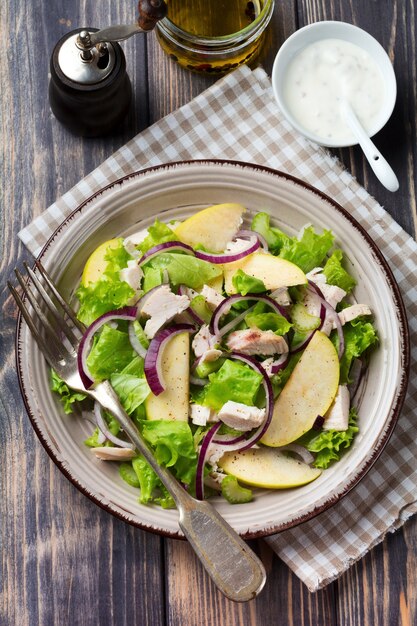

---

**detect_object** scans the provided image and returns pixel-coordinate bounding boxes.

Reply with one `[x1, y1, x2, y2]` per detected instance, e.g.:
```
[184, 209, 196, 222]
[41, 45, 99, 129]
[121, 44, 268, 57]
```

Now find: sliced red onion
[194, 237, 259, 264]
[236, 229, 269, 251]
[144, 323, 195, 395]
[210, 293, 289, 337]
[213, 305, 255, 338]
[312, 415, 325, 430]
[94, 401, 136, 449]
[308, 281, 345, 359]
[290, 328, 316, 354]
[77, 306, 138, 389]
[212, 431, 248, 446]
[279, 443, 314, 465]
[138, 241, 195, 266]
[128, 321, 147, 358]
[270, 352, 290, 374]
[195, 422, 223, 500]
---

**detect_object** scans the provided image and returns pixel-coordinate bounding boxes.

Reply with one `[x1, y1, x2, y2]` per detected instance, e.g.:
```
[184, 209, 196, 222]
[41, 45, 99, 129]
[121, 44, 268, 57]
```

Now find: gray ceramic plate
[17, 160, 409, 538]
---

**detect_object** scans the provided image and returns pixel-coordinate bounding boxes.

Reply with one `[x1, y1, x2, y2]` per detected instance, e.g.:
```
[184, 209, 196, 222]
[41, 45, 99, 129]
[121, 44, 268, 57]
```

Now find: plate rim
[16, 159, 411, 539]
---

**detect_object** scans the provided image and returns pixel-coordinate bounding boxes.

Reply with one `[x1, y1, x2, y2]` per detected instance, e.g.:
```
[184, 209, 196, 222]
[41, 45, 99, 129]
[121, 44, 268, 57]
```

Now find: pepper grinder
[49, 0, 167, 137]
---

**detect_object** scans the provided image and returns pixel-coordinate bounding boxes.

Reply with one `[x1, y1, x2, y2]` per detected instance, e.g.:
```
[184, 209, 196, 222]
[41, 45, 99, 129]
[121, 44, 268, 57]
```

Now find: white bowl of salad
[17, 160, 409, 538]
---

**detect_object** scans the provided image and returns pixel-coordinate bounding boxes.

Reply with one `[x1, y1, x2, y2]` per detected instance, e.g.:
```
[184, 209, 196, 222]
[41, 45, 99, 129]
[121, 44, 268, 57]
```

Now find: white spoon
[341, 101, 399, 192]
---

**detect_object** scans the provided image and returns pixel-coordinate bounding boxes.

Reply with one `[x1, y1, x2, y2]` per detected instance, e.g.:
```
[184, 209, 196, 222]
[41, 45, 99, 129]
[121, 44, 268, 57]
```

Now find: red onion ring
[279, 443, 314, 465]
[138, 241, 195, 266]
[210, 293, 289, 337]
[93, 401, 136, 449]
[144, 324, 195, 396]
[77, 306, 138, 390]
[195, 422, 223, 500]
[236, 229, 269, 251]
[128, 321, 147, 358]
[270, 352, 290, 374]
[194, 237, 260, 264]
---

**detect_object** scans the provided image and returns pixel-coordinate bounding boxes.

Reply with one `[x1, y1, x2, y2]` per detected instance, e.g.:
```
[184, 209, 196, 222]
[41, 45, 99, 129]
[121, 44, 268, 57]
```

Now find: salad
[52, 203, 378, 508]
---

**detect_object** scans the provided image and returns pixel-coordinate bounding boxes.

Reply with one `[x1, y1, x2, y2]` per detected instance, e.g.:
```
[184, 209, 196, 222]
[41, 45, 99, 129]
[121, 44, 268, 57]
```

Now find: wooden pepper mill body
[49, 28, 132, 137]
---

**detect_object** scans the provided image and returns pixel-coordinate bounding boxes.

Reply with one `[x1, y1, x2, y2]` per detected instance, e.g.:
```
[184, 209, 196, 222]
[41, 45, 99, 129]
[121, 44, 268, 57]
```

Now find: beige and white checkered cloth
[19, 65, 417, 592]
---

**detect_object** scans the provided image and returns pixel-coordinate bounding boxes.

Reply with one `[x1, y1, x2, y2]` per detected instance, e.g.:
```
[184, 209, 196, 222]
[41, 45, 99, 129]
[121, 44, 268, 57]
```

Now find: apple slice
[145, 332, 190, 421]
[261, 331, 340, 447]
[82, 238, 120, 286]
[223, 251, 307, 294]
[219, 447, 321, 488]
[174, 203, 246, 253]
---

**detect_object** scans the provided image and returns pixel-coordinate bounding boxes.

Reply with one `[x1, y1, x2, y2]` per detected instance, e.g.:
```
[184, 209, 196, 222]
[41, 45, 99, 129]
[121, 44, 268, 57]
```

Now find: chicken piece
[319, 283, 347, 309]
[271, 287, 292, 306]
[226, 328, 288, 356]
[323, 385, 350, 431]
[192, 324, 218, 357]
[119, 260, 144, 291]
[199, 348, 223, 364]
[338, 304, 372, 326]
[91, 447, 137, 461]
[140, 285, 190, 339]
[190, 404, 219, 426]
[306, 267, 326, 284]
[200, 284, 225, 310]
[123, 229, 149, 256]
[218, 401, 266, 432]
[225, 237, 255, 254]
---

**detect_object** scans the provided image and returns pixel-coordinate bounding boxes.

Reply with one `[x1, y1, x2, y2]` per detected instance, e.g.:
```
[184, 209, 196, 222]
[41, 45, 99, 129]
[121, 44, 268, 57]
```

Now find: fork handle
[91, 381, 266, 602]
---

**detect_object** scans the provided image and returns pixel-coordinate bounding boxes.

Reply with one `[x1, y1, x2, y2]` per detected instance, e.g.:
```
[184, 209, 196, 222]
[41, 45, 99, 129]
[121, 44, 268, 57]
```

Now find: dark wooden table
[2, 2, 416, 625]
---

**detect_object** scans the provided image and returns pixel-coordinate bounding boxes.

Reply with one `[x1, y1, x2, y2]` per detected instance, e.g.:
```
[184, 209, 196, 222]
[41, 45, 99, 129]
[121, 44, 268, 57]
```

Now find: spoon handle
[342, 103, 399, 193]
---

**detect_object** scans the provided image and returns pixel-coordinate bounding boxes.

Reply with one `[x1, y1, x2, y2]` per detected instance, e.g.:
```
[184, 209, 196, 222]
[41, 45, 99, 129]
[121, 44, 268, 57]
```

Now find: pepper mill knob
[138, 0, 168, 30]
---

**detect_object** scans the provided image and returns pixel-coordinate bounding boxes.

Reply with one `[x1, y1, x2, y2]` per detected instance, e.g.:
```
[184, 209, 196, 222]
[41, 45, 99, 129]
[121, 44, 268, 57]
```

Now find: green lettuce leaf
[50, 369, 87, 414]
[86, 325, 136, 382]
[131, 455, 175, 508]
[142, 266, 164, 293]
[305, 408, 359, 468]
[150, 253, 222, 289]
[202, 359, 263, 411]
[232, 269, 267, 295]
[323, 249, 356, 293]
[251, 212, 291, 254]
[140, 420, 198, 487]
[337, 318, 378, 383]
[245, 310, 292, 335]
[279, 226, 334, 273]
[137, 219, 177, 254]
[76, 239, 134, 326]
[110, 373, 150, 415]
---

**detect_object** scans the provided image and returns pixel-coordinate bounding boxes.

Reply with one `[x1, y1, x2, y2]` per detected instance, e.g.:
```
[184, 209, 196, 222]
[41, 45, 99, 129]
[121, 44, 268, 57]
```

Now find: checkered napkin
[19, 65, 417, 592]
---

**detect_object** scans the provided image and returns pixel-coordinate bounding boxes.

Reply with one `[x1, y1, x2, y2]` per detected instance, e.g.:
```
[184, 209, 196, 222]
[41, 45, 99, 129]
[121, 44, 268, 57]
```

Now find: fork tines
[8, 261, 84, 365]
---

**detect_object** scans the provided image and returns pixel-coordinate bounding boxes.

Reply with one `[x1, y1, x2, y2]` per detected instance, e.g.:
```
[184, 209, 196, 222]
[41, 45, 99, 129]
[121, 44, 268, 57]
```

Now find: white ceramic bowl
[271, 21, 397, 148]
[16, 160, 409, 538]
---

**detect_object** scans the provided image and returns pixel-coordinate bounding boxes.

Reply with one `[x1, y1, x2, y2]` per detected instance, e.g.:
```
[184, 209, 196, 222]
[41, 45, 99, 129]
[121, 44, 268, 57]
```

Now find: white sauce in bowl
[282, 38, 386, 144]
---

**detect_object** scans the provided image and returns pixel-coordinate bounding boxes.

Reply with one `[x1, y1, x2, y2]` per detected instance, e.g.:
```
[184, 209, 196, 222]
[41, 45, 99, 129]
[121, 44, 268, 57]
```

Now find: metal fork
[8, 261, 266, 602]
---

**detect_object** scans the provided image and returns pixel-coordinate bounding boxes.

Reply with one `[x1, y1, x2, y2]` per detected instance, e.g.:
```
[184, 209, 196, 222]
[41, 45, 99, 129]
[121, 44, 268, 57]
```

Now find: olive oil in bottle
[166, 0, 262, 37]
[155, 0, 273, 74]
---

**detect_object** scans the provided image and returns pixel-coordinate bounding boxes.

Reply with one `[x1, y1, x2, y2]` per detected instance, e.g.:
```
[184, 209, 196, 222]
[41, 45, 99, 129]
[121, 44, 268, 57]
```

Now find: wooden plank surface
[1, 0, 416, 625]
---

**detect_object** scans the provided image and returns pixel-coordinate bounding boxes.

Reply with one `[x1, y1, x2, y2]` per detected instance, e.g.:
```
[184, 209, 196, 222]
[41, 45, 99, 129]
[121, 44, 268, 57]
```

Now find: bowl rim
[15, 159, 410, 539]
[271, 20, 398, 148]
